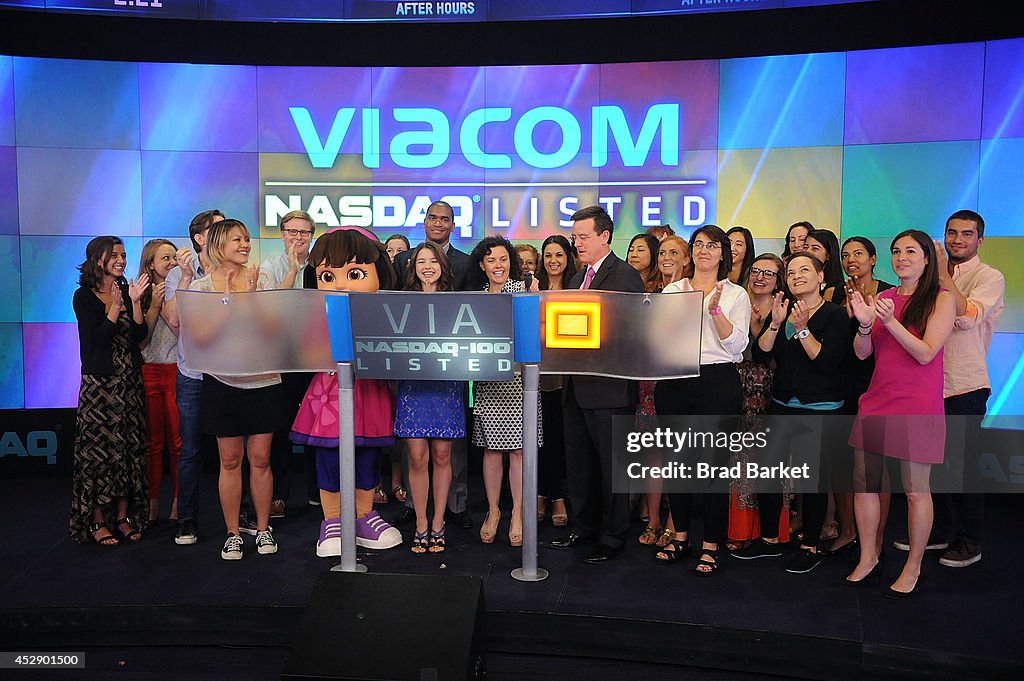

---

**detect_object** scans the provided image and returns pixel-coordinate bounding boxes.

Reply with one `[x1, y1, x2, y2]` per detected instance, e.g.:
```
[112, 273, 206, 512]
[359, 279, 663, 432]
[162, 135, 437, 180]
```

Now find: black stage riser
[2, 606, 1020, 681]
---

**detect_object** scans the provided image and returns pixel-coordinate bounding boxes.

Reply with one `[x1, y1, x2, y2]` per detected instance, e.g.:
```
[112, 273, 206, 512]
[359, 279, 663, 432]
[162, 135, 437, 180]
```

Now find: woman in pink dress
[844, 230, 955, 597]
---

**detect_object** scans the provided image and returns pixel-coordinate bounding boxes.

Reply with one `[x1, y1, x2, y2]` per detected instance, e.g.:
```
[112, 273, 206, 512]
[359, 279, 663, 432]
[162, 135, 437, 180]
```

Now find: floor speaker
[282, 572, 486, 681]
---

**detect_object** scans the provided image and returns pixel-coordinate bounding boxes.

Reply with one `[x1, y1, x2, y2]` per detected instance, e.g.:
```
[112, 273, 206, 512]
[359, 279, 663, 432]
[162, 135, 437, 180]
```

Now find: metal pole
[332, 361, 366, 573]
[512, 363, 548, 582]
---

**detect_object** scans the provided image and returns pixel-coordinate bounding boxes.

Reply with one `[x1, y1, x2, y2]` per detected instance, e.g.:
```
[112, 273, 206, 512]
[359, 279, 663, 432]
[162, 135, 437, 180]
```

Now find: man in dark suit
[551, 205, 645, 563]
[391, 200, 474, 531]
[393, 200, 470, 291]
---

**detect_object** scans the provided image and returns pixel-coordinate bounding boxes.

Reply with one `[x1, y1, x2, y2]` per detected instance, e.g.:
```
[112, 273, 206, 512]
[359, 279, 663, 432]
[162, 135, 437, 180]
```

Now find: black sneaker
[785, 549, 823, 574]
[174, 520, 197, 546]
[730, 538, 783, 560]
[256, 528, 279, 555]
[221, 533, 244, 560]
[892, 536, 948, 552]
[938, 538, 981, 567]
[239, 512, 260, 536]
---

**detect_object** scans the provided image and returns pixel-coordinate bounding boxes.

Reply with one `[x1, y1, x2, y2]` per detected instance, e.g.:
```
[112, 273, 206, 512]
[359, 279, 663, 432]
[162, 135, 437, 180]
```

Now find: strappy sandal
[373, 487, 389, 504]
[428, 526, 446, 554]
[90, 522, 119, 547]
[115, 517, 142, 542]
[655, 527, 674, 548]
[551, 499, 568, 527]
[392, 486, 408, 504]
[655, 538, 690, 564]
[695, 547, 721, 577]
[411, 529, 429, 555]
[638, 526, 659, 545]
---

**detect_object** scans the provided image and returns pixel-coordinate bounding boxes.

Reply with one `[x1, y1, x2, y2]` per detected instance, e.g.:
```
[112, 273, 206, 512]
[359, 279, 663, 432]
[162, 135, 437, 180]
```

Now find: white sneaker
[221, 533, 244, 560]
[256, 528, 278, 555]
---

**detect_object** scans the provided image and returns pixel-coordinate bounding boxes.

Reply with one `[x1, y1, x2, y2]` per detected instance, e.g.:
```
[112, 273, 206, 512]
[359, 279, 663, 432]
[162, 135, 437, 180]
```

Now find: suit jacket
[566, 251, 645, 410]
[394, 243, 470, 291]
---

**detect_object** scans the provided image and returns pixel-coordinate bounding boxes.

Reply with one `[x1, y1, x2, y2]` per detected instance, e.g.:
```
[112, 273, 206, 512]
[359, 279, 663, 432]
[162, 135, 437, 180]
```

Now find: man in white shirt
[896, 210, 1005, 567]
[260, 210, 319, 518]
[261, 210, 315, 290]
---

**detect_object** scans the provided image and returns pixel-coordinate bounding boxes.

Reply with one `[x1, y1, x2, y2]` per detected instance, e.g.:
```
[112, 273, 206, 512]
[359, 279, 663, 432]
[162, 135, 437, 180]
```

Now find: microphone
[116, 275, 130, 302]
[524, 271, 533, 290]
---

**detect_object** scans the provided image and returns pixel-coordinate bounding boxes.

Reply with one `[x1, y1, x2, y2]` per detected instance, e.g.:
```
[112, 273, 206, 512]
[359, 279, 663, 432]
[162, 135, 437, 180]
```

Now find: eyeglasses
[692, 241, 721, 251]
[570, 233, 593, 245]
[282, 228, 313, 237]
[750, 267, 778, 279]
[425, 215, 452, 224]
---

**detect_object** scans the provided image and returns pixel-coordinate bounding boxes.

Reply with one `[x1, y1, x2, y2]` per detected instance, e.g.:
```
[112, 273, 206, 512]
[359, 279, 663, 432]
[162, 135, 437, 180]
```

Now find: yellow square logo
[546, 302, 601, 349]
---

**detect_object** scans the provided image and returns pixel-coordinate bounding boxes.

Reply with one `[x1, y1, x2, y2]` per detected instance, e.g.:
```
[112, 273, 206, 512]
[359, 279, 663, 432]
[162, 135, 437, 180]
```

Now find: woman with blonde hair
[189, 219, 289, 560]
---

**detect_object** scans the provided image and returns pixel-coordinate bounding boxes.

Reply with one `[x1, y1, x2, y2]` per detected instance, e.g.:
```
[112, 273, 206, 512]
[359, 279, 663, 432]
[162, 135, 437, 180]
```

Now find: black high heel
[839, 560, 882, 589]
[885, 576, 922, 599]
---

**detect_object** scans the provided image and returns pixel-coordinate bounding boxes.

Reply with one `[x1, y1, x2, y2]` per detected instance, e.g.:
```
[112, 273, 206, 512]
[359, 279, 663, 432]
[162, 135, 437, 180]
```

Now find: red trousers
[142, 363, 182, 500]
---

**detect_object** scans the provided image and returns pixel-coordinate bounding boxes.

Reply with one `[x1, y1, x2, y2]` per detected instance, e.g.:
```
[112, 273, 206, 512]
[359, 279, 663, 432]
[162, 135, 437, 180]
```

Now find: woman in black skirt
[188, 219, 291, 560]
[70, 236, 150, 546]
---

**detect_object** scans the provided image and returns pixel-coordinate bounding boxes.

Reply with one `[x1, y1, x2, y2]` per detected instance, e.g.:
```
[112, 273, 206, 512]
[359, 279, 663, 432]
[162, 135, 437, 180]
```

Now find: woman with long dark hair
[820, 236, 896, 557]
[804, 229, 844, 302]
[782, 221, 813, 259]
[70, 236, 150, 546]
[535, 235, 575, 527]
[726, 226, 755, 288]
[395, 242, 465, 554]
[627, 233, 662, 293]
[845, 230, 955, 596]
[537, 235, 578, 292]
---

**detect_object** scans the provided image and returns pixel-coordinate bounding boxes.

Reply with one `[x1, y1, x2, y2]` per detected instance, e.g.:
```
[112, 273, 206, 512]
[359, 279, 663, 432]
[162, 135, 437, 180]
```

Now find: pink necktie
[582, 265, 596, 290]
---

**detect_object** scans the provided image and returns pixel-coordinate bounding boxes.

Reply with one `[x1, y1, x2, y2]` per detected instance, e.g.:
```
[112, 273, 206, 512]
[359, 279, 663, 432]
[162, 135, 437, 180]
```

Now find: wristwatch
[795, 328, 810, 340]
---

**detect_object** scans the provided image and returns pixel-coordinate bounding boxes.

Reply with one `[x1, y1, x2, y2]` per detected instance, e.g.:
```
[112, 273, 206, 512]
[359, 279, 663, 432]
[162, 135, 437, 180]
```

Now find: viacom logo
[263, 103, 709, 236]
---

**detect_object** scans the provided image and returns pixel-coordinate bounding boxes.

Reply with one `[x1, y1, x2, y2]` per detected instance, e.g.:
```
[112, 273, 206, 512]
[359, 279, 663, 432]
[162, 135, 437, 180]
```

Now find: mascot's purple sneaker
[316, 517, 342, 557]
[355, 510, 402, 549]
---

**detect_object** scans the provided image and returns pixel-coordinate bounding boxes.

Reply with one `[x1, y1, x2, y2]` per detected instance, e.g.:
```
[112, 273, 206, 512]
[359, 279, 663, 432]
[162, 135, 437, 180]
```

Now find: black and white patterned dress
[471, 279, 544, 450]
[69, 307, 148, 542]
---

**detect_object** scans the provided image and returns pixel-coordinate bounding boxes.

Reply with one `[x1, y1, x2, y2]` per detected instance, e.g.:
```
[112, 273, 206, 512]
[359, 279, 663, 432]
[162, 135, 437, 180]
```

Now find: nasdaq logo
[0, 431, 58, 465]
[290, 103, 680, 170]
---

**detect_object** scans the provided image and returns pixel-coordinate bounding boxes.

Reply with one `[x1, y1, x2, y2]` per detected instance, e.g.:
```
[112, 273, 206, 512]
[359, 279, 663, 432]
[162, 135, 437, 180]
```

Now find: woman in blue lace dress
[393, 242, 466, 555]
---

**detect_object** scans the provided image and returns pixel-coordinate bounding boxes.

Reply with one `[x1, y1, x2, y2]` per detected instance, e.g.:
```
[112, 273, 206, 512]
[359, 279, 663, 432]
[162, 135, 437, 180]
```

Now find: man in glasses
[262, 210, 316, 291]
[261, 210, 319, 520]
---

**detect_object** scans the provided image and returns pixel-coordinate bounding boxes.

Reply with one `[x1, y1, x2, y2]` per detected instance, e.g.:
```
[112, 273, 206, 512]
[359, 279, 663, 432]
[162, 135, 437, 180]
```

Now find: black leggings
[654, 363, 742, 546]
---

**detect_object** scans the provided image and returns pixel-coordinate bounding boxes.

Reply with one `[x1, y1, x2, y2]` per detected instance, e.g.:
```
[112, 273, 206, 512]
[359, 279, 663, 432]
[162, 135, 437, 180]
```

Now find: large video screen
[0, 39, 1021, 427]
[1, 0, 873, 22]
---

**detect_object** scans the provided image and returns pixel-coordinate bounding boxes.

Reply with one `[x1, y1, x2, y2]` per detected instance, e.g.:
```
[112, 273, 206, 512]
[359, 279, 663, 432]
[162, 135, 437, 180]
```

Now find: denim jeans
[176, 372, 204, 526]
[933, 388, 990, 544]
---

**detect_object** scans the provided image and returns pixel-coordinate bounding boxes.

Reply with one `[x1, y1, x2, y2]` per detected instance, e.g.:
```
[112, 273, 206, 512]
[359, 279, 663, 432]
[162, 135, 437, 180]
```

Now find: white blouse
[662, 277, 751, 364]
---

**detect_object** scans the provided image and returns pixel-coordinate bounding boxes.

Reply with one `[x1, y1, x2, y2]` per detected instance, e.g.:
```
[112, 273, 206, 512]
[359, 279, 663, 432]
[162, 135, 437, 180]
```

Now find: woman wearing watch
[733, 253, 850, 574]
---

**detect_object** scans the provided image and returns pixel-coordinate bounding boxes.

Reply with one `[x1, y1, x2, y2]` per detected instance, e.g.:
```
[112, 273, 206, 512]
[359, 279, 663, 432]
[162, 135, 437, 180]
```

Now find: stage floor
[2, 475, 1022, 680]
